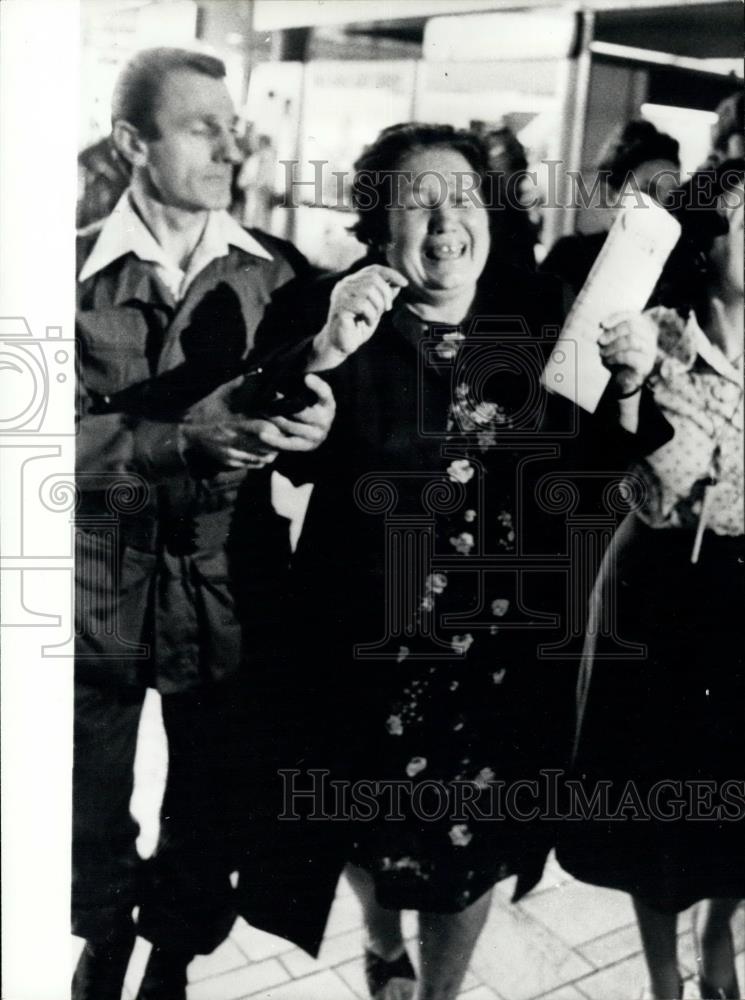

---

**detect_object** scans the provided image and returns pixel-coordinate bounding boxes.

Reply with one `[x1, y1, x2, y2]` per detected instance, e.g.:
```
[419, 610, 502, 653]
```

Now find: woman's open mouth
[424, 241, 467, 262]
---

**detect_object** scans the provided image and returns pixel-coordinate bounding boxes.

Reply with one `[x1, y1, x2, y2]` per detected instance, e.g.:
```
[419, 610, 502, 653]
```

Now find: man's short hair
[111, 47, 226, 139]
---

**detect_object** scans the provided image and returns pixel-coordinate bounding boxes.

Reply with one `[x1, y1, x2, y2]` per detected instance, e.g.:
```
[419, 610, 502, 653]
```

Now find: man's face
[141, 69, 241, 211]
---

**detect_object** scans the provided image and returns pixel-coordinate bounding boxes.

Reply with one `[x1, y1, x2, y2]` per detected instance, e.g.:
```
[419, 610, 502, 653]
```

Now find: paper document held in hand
[541, 195, 681, 412]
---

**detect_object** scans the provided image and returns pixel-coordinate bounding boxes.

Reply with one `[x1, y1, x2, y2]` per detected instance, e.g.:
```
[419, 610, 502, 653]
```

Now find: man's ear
[112, 120, 149, 168]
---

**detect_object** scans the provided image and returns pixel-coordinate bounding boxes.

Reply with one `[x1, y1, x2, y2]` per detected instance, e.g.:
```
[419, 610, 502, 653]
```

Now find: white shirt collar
[688, 312, 744, 387]
[78, 191, 272, 297]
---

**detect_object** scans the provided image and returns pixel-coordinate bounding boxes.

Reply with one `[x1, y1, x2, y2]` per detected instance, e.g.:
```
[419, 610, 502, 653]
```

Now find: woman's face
[711, 181, 744, 297]
[383, 146, 491, 306]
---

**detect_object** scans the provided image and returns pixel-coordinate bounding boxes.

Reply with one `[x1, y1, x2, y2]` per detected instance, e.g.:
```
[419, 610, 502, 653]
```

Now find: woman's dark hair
[350, 123, 490, 248]
[112, 47, 227, 140]
[598, 119, 680, 192]
[653, 157, 744, 322]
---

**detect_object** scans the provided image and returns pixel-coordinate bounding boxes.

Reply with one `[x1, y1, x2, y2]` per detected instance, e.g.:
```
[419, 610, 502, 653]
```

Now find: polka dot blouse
[634, 307, 744, 535]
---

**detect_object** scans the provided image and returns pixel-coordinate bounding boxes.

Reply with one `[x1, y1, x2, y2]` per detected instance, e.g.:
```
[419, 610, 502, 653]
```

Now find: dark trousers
[72, 678, 245, 954]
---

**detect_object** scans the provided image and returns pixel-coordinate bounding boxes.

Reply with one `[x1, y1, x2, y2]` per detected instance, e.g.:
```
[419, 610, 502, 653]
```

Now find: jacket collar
[689, 313, 744, 387]
[78, 190, 272, 287]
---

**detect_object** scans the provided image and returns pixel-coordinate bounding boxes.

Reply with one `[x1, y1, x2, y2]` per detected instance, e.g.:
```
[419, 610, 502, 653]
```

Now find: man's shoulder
[241, 227, 319, 283]
[299, 253, 370, 297]
[267, 259, 360, 317]
[250, 256, 349, 350]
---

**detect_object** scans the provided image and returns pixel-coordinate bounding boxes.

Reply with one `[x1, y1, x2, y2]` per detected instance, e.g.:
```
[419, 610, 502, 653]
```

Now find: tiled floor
[74, 692, 745, 1000]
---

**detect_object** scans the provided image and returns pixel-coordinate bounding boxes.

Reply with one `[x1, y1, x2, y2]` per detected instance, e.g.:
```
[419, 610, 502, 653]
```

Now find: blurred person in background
[237, 122, 674, 1000]
[557, 159, 745, 1000]
[73, 46, 333, 1000]
[237, 133, 278, 230]
[541, 119, 681, 301]
[709, 91, 744, 164]
[229, 119, 257, 222]
[77, 134, 131, 229]
[481, 124, 541, 271]
[481, 124, 528, 175]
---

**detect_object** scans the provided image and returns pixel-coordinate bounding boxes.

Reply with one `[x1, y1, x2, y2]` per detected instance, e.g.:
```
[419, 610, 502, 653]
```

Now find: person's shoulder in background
[539, 231, 608, 295]
[479, 252, 567, 336]
[538, 230, 609, 316]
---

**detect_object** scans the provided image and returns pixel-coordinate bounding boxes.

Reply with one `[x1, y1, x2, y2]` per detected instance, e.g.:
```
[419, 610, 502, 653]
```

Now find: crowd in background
[77, 88, 744, 265]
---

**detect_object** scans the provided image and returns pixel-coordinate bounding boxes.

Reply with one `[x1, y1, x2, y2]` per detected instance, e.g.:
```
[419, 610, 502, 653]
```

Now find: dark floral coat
[236, 257, 673, 956]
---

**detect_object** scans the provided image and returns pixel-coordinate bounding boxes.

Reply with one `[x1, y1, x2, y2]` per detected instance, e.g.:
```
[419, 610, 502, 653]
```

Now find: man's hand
[186, 373, 245, 425]
[246, 374, 336, 453]
[182, 374, 335, 472]
[599, 311, 658, 396]
[309, 265, 408, 371]
[182, 420, 278, 470]
[180, 374, 272, 471]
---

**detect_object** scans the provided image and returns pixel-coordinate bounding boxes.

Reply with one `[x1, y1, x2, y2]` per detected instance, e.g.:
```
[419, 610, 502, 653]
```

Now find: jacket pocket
[75, 530, 153, 684]
[78, 308, 150, 396]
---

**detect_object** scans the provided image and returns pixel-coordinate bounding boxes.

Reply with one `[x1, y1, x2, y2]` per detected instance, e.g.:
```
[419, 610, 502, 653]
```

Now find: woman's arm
[596, 310, 661, 435]
[307, 264, 408, 371]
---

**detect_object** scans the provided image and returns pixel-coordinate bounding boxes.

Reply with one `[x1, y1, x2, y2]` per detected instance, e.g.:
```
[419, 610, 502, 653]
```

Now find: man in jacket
[73, 46, 333, 1000]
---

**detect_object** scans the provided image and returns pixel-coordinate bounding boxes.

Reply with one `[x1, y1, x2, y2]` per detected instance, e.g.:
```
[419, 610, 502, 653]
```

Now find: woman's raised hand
[310, 264, 408, 370]
[598, 311, 659, 397]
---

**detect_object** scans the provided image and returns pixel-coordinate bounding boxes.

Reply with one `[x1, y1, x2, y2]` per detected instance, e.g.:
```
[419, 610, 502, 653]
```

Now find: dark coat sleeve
[250, 268, 354, 486]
